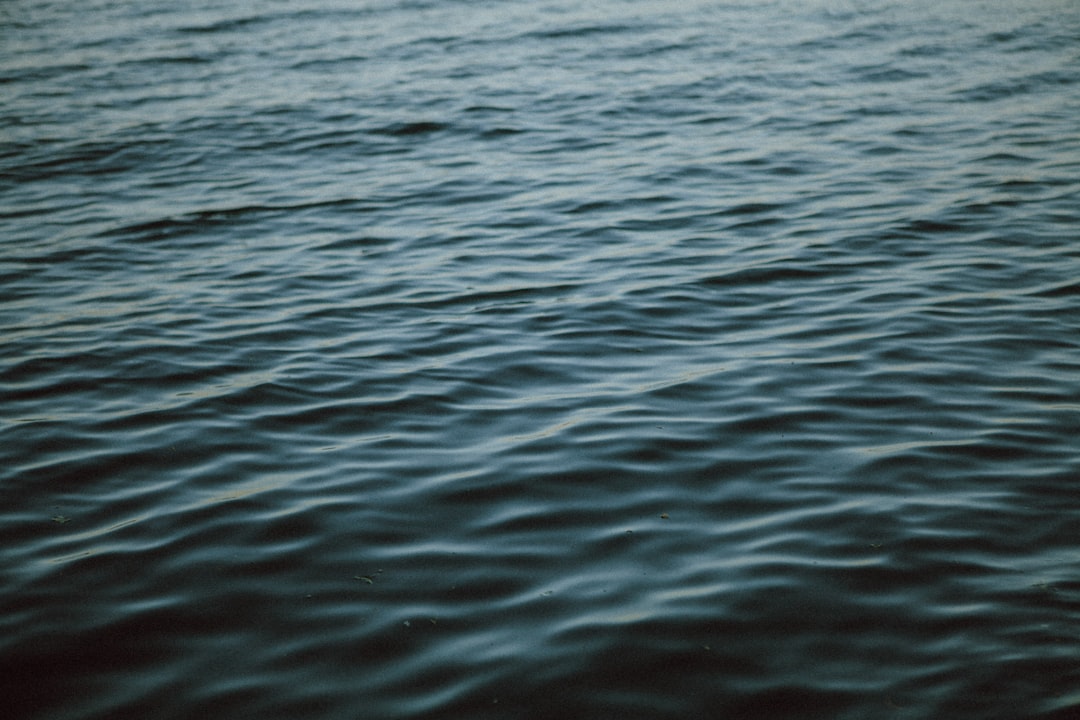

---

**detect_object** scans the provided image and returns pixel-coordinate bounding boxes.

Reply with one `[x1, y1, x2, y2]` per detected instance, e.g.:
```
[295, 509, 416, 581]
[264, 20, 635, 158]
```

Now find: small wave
[371, 121, 451, 136]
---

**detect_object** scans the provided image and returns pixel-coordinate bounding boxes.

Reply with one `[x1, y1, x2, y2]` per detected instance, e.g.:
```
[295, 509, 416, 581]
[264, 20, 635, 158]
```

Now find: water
[2, 0, 1079, 717]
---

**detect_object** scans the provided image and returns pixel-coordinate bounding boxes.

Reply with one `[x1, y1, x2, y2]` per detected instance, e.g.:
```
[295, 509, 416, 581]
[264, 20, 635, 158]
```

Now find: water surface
[2, 0, 1079, 718]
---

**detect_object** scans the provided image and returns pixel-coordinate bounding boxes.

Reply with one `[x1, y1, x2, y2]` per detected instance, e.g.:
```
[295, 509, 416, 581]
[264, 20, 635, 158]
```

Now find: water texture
[2, 0, 1079, 717]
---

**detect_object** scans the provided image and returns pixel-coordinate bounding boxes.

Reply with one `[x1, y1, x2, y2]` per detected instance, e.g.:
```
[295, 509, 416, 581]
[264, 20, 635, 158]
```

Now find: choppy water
[3, 0, 1079, 717]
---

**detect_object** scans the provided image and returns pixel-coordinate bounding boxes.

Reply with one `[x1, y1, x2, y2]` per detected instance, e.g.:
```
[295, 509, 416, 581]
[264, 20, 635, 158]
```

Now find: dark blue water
[3, 0, 1079, 717]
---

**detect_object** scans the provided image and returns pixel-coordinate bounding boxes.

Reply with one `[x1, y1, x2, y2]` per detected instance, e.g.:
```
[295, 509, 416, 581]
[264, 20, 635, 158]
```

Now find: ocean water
[2, 0, 1079, 717]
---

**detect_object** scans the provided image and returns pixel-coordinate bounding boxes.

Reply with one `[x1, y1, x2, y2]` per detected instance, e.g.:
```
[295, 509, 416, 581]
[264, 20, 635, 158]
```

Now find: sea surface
[2, 0, 1079, 717]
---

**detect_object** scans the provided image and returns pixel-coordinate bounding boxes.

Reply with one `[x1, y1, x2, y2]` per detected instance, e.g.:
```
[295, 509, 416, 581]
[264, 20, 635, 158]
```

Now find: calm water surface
[2, 0, 1079, 717]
